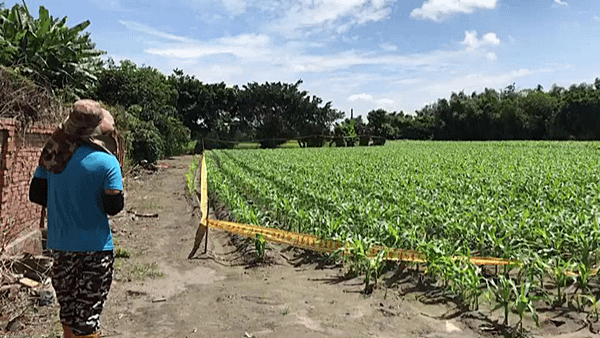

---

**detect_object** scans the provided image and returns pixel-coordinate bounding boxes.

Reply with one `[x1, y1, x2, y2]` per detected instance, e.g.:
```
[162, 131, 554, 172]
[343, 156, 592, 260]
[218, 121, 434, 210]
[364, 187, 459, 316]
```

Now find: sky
[6, 0, 600, 116]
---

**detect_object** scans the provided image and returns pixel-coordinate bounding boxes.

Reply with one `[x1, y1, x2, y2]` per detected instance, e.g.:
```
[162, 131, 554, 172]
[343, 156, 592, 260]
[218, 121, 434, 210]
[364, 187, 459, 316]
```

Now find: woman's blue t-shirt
[34, 145, 123, 252]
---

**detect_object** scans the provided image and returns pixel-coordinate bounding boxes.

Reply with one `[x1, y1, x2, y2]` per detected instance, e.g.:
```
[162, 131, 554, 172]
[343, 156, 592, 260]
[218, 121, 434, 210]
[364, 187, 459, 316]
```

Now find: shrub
[131, 120, 164, 164]
[153, 114, 191, 157]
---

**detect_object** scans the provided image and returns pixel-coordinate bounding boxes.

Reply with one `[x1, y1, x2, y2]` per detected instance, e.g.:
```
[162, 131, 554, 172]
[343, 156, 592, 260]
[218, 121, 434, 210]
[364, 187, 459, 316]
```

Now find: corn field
[206, 141, 600, 333]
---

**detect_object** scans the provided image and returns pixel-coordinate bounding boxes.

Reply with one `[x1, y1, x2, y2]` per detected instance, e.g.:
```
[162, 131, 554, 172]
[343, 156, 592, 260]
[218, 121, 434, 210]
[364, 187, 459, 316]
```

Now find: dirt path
[101, 155, 593, 338]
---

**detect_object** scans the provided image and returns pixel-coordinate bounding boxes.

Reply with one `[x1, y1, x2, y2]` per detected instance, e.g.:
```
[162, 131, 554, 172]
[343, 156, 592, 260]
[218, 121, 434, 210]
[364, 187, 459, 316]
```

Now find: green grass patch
[186, 155, 201, 194]
[115, 261, 163, 282]
[115, 246, 131, 258]
[182, 140, 197, 154]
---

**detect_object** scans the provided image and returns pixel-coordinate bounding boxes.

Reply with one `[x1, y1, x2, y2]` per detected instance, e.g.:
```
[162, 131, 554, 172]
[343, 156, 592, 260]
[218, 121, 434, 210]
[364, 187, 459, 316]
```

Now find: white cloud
[486, 52, 497, 61]
[378, 98, 394, 105]
[411, 0, 497, 21]
[119, 21, 190, 42]
[553, 0, 568, 6]
[192, 1, 395, 37]
[348, 93, 374, 102]
[343, 35, 360, 43]
[267, 0, 396, 37]
[335, 22, 353, 34]
[145, 34, 271, 58]
[221, 0, 248, 16]
[593, 15, 600, 22]
[461, 31, 500, 50]
[380, 43, 398, 51]
[348, 93, 393, 108]
[121, 20, 517, 115]
[138, 25, 500, 76]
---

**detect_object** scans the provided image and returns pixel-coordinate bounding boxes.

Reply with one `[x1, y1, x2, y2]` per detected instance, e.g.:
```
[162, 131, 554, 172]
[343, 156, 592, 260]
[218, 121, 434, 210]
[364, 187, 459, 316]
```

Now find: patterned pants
[51, 250, 114, 336]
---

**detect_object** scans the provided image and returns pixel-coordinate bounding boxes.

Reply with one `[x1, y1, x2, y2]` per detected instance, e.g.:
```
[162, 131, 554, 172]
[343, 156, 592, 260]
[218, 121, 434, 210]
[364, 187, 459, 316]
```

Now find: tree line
[364, 82, 600, 141]
[2, 2, 599, 166]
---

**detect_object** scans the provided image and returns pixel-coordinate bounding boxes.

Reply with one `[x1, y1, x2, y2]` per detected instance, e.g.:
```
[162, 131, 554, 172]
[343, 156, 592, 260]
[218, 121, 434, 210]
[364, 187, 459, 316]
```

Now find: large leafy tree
[239, 80, 342, 148]
[168, 69, 239, 141]
[95, 59, 175, 116]
[292, 95, 343, 146]
[239, 81, 299, 148]
[551, 83, 600, 140]
[367, 108, 395, 138]
[0, 2, 104, 95]
[94, 60, 190, 159]
[518, 89, 557, 139]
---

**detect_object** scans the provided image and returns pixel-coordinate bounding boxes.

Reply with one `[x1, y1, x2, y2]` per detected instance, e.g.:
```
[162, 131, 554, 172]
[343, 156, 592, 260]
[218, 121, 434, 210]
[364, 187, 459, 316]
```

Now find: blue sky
[8, 0, 600, 116]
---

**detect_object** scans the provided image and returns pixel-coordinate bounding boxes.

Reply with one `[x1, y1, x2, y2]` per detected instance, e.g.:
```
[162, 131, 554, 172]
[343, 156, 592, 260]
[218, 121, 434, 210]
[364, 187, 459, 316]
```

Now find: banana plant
[0, 2, 104, 94]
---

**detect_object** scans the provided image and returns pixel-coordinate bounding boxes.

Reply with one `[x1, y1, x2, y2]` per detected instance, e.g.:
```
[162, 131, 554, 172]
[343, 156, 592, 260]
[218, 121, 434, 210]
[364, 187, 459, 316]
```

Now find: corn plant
[186, 155, 201, 194]
[549, 258, 575, 307]
[511, 280, 540, 333]
[525, 257, 547, 293]
[458, 262, 484, 311]
[254, 233, 266, 260]
[364, 249, 387, 294]
[488, 275, 514, 327]
[583, 294, 600, 322]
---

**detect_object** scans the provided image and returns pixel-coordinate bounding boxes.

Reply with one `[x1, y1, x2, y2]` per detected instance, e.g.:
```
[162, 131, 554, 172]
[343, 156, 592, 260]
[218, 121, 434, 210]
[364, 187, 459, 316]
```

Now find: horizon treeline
[367, 81, 600, 141]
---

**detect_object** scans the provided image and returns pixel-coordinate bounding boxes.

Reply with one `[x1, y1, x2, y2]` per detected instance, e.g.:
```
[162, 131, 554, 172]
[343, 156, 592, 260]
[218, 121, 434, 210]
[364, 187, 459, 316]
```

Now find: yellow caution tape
[188, 154, 209, 258]
[199, 152, 517, 266]
[203, 218, 517, 265]
[565, 269, 599, 277]
[206, 218, 344, 253]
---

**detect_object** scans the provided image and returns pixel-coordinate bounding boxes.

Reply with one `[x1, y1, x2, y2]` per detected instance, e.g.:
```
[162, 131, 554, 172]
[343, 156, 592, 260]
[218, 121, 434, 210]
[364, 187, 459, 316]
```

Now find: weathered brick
[1, 119, 54, 252]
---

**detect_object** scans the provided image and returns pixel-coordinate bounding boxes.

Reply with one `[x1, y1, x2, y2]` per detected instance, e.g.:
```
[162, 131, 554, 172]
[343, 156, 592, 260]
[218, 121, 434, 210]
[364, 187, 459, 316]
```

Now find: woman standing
[29, 100, 124, 338]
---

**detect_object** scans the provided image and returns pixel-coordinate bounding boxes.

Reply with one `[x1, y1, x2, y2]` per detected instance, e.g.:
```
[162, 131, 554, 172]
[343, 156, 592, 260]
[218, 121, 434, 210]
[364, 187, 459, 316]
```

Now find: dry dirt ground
[8, 155, 598, 338]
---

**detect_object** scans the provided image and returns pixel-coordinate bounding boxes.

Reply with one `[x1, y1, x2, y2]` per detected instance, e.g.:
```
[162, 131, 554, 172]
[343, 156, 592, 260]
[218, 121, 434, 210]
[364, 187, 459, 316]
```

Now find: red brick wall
[0, 119, 54, 251]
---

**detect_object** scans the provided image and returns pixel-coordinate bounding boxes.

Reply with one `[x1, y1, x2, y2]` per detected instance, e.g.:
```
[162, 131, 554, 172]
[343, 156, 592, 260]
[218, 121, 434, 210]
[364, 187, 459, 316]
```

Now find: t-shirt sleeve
[33, 166, 47, 179]
[103, 156, 124, 191]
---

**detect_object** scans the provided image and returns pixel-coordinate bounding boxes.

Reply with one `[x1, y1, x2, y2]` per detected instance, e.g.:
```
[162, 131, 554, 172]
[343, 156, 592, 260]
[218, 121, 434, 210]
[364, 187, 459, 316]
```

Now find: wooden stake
[39, 207, 46, 229]
[204, 222, 209, 254]
[188, 152, 209, 259]
[188, 221, 206, 259]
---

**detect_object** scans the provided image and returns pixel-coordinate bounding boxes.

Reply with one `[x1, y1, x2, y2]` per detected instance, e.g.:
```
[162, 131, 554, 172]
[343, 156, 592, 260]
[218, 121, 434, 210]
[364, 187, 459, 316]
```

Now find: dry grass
[0, 256, 59, 337]
[0, 290, 61, 338]
[0, 66, 68, 129]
